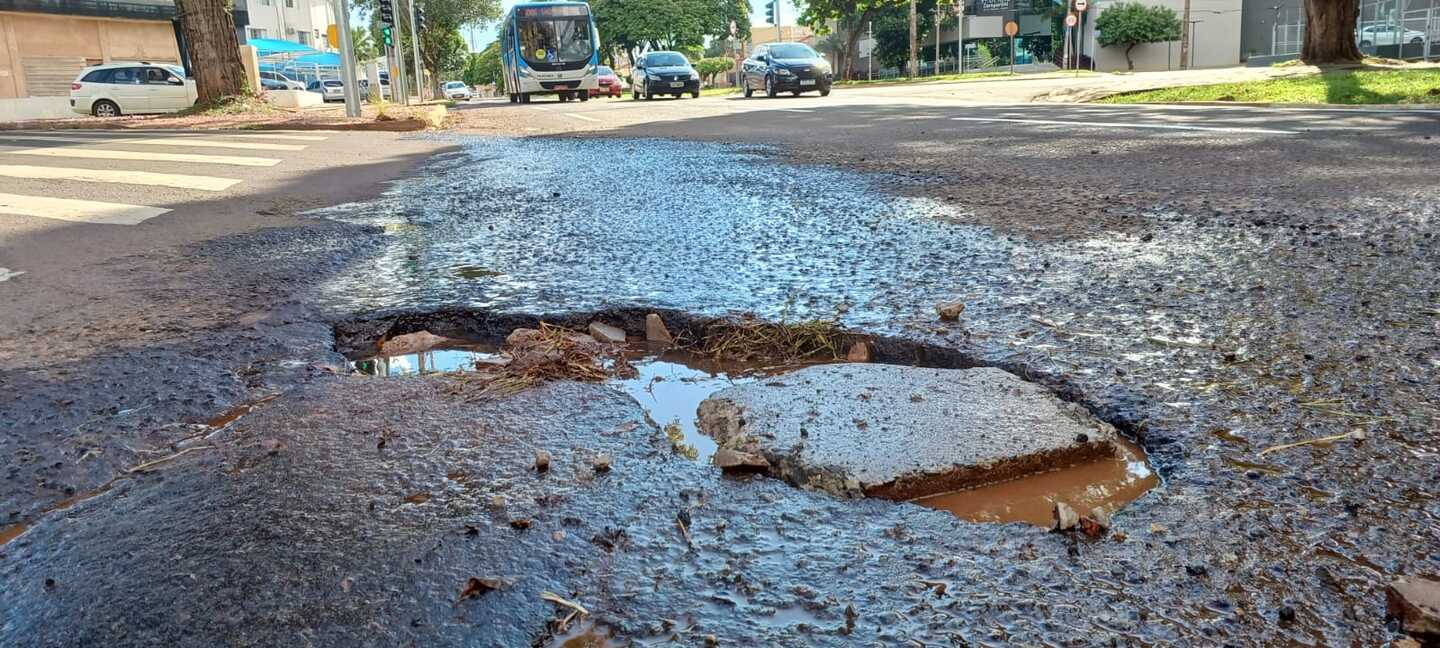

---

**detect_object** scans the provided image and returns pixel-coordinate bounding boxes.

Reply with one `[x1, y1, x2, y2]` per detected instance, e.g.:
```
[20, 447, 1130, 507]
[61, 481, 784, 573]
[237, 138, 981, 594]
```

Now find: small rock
[490, 495, 506, 508]
[1089, 506, 1112, 529]
[1052, 502, 1079, 532]
[1387, 576, 1440, 638]
[534, 449, 551, 473]
[1149, 523, 1167, 534]
[259, 438, 285, 455]
[645, 313, 673, 343]
[704, 635, 718, 647]
[379, 330, 453, 356]
[340, 577, 354, 593]
[593, 454, 613, 473]
[509, 518, 532, 530]
[712, 448, 770, 473]
[935, 301, 966, 321]
[846, 341, 871, 362]
[1277, 605, 1295, 623]
[552, 530, 566, 541]
[588, 322, 626, 344]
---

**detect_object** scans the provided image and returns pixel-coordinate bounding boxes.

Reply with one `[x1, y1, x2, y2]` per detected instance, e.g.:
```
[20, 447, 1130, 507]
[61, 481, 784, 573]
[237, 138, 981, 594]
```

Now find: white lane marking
[119, 138, 306, 151]
[0, 267, 24, 282]
[949, 116, 1296, 135]
[0, 134, 300, 151]
[0, 192, 170, 225]
[10, 148, 281, 167]
[225, 133, 329, 141]
[531, 105, 552, 111]
[564, 112, 601, 123]
[0, 164, 240, 191]
[779, 108, 814, 113]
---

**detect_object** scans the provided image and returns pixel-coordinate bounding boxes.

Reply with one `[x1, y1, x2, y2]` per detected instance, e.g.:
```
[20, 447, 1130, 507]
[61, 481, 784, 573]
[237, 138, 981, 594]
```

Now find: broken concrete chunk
[935, 301, 966, 321]
[1387, 576, 1440, 639]
[1052, 502, 1079, 532]
[593, 454, 613, 473]
[712, 448, 770, 473]
[846, 341, 871, 362]
[534, 449, 551, 473]
[696, 364, 1117, 500]
[645, 313, 674, 343]
[380, 330, 454, 356]
[588, 322, 627, 344]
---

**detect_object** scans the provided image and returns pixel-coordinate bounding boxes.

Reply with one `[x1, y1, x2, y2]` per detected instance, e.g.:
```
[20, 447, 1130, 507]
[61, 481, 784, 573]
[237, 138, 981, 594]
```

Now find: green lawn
[700, 86, 740, 97]
[1097, 68, 1440, 105]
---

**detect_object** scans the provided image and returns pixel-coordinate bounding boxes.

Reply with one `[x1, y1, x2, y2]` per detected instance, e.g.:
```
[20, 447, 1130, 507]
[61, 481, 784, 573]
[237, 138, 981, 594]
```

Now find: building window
[297, 31, 310, 45]
[285, 0, 294, 7]
[248, 27, 268, 39]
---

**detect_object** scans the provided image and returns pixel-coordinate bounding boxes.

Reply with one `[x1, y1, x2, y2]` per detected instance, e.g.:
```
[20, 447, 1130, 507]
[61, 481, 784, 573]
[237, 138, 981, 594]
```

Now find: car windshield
[445, 82, 464, 88]
[597, 65, 613, 75]
[518, 7, 592, 65]
[769, 44, 817, 59]
[323, 81, 341, 87]
[645, 53, 688, 67]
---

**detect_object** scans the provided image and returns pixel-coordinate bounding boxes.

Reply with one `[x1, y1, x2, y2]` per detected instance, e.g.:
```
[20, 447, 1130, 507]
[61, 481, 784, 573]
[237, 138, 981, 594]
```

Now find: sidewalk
[839, 65, 1316, 104]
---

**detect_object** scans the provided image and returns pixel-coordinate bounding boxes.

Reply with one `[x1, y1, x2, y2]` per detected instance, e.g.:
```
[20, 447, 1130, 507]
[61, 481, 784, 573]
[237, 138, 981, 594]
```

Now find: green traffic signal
[382, 25, 393, 46]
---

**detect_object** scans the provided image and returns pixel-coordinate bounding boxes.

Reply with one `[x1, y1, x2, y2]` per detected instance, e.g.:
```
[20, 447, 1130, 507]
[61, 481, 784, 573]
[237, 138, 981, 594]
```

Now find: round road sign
[1075, 0, 1088, 10]
[1004, 21, 1019, 37]
[1065, 13, 1078, 26]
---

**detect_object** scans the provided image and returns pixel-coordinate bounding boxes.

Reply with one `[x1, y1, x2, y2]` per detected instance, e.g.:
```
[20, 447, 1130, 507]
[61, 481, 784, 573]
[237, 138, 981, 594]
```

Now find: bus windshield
[519, 14, 592, 65]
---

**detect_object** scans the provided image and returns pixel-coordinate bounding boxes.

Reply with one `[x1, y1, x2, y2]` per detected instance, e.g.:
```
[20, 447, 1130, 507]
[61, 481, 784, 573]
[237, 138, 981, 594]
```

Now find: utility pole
[1179, 0, 1192, 69]
[908, 0, 917, 78]
[406, 0, 424, 100]
[335, 0, 361, 116]
[956, 0, 964, 75]
[933, 6, 940, 74]
[776, 0, 782, 43]
[867, 21, 873, 80]
[1188, 19, 1201, 68]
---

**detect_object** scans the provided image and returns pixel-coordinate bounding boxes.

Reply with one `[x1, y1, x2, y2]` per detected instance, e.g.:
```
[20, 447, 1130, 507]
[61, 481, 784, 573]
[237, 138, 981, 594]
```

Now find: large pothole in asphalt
[345, 317, 1156, 528]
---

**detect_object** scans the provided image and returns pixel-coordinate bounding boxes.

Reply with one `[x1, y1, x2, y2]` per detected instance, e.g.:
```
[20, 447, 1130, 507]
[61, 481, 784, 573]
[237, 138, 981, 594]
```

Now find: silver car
[306, 79, 345, 102]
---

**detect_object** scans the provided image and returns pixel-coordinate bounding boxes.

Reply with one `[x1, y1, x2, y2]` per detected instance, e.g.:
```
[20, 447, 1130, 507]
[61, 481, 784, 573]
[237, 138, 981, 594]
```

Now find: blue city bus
[499, 2, 599, 103]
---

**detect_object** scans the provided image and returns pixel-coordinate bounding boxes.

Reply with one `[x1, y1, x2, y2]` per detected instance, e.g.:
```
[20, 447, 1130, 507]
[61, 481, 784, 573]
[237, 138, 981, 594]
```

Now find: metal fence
[1257, 0, 1440, 60]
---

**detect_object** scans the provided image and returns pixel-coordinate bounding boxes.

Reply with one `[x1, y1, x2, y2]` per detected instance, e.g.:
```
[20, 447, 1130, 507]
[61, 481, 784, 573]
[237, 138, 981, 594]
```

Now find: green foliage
[351, 26, 378, 62]
[1094, 2, 1181, 69]
[870, 0, 936, 69]
[463, 40, 505, 91]
[421, 26, 469, 83]
[1098, 68, 1440, 105]
[591, 0, 749, 66]
[695, 56, 734, 83]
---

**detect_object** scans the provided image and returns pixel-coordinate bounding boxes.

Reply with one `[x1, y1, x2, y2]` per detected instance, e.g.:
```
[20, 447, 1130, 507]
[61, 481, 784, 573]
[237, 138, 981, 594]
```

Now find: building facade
[0, 0, 181, 118]
[238, 0, 335, 50]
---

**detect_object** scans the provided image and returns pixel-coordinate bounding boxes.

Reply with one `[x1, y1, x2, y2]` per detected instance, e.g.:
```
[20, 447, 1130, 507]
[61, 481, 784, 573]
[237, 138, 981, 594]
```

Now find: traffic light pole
[335, 0, 361, 117]
[406, 0, 424, 101]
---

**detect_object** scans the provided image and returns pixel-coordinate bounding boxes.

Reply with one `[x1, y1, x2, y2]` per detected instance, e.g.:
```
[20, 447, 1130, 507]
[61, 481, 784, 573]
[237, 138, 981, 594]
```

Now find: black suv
[632, 51, 700, 100]
[741, 42, 833, 98]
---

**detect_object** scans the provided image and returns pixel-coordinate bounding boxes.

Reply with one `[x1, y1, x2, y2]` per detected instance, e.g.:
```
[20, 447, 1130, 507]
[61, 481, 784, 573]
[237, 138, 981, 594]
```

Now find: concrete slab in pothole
[696, 364, 1118, 500]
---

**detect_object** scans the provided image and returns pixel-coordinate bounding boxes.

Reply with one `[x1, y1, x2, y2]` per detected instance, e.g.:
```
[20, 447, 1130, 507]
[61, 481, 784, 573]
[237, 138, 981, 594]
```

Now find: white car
[70, 63, 197, 117]
[442, 81, 471, 100]
[1357, 25, 1427, 47]
[259, 70, 304, 90]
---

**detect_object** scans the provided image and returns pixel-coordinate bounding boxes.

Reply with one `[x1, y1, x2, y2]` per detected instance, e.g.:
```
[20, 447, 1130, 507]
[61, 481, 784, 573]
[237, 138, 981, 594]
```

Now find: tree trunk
[1125, 43, 1135, 70]
[1301, 0, 1362, 64]
[174, 0, 246, 102]
[842, 7, 874, 81]
[908, 0, 917, 77]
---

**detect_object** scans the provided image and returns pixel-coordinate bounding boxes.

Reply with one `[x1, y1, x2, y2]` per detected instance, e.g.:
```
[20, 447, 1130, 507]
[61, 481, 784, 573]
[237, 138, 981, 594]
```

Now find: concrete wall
[0, 11, 180, 99]
[1086, 0, 1243, 71]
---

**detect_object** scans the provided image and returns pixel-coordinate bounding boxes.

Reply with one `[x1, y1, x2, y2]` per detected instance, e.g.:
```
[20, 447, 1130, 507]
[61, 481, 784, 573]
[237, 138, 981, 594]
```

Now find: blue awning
[246, 38, 318, 56]
[291, 52, 342, 66]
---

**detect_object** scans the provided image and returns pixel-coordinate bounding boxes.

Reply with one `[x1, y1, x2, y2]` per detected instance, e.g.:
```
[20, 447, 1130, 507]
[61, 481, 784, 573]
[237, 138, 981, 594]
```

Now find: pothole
[343, 314, 1157, 527]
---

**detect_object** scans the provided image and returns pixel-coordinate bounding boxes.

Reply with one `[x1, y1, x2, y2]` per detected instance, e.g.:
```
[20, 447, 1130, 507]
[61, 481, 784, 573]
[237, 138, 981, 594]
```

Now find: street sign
[1074, 0, 1088, 10]
[327, 24, 339, 49]
[1065, 13, 1077, 26]
[1004, 21, 1018, 37]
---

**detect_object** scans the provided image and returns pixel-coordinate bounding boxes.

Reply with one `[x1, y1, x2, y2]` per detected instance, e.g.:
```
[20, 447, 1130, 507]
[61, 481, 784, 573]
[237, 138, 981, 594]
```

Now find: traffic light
[382, 25, 393, 46]
[378, 0, 394, 24]
[414, 6, 426, 33]
[765, 0, 776, 24]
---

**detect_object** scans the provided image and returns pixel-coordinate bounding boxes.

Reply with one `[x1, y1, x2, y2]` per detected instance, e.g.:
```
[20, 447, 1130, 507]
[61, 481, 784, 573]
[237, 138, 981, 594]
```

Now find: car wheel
[579, 92, 589, 102]
[691, 90, 700, 98]
[792, 90, 802, 97]
[1411, 37, 1423, 44]
[92, 99, 120, 117]
[765, 75, 777, 98]
[744, 80, 754, 98]
[820, 85, 831, 97]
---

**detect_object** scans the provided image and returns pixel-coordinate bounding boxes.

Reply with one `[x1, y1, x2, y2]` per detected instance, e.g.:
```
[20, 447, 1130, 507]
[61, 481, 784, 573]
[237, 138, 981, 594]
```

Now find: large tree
[1300, 0, 1362, 64]
[797, 0, 909, 80]
[462, 40, 504, 90]
[174, 0, 246, 101]
[1093, 2, 1181, 70]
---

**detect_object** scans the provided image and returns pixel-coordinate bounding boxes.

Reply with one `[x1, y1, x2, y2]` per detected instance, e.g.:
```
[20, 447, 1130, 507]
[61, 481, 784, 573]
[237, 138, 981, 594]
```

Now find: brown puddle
[912, 439, 1157, 526]
[549, 621, 618, 648]
[206, 394, 280, 428]
[0, 482, 115, 548]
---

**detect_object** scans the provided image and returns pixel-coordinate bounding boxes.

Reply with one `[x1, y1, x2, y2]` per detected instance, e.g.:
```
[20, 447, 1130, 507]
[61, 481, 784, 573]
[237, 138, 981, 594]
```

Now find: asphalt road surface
[2, 85, 1439, 647]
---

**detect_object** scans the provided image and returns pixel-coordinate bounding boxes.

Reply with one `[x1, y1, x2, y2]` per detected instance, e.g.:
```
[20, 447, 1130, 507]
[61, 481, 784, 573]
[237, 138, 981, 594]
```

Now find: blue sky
[462, 0, 802, 51]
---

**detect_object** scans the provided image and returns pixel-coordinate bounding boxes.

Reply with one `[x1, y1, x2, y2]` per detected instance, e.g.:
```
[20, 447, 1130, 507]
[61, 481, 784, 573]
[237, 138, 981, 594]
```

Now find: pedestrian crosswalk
[0, 164, 241, 191]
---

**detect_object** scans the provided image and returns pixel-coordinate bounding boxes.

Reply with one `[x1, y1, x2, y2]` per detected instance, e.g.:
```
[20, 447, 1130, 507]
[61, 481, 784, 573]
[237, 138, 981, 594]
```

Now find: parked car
[442, 81, 472, 100]
[591, 65, 623, 98]
[632, 51, 700, 100]
[259, 70, 304, 90]
[1356, 24, 1427, 47]
[307, 79, 345, 102]
[741, 42, 833, 98]
[70, 63, 197, 117]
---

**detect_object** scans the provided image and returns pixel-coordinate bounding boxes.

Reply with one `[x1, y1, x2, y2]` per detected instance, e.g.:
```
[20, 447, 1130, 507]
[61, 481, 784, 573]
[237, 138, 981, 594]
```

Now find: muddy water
[353, 345, 1157, 525]
[912, 438, 1157, 526]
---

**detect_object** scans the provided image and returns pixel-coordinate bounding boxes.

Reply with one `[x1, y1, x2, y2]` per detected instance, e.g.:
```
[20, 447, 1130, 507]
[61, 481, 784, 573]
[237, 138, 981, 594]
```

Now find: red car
[591, 65, 623, 98]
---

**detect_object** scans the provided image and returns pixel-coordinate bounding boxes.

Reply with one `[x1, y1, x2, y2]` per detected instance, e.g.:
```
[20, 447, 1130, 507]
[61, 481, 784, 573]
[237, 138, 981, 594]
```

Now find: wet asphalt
[2, 103, 1440, 646]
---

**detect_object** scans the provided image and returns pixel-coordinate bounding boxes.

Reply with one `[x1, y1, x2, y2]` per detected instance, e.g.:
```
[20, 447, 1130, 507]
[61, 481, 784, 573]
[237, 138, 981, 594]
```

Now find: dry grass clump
[699, 313, 844, 363]
[466, 323, 632, 399]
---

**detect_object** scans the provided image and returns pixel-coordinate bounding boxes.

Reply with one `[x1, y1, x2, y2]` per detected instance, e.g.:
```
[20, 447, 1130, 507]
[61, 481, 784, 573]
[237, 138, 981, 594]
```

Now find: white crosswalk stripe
[0, 267, 24, 282]
[0, 192, 170, 225]
[9, 147, 282, 166]
[0, 164, 241, 191]
[0, 134, 305, 151]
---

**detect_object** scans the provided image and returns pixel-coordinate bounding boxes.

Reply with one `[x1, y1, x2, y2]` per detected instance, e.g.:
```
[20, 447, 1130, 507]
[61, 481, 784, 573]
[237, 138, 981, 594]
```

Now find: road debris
[645, 313, 674, 343]
[458, 576, 513, 603]
[1387, 576, 1440, 639]
[935, 301, 966, 321]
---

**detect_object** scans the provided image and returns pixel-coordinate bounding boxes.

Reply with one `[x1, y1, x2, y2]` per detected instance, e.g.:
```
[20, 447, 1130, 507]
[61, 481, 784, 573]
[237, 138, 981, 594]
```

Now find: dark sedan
[632, 51, 700, 100]
[741, 42, 833, 98]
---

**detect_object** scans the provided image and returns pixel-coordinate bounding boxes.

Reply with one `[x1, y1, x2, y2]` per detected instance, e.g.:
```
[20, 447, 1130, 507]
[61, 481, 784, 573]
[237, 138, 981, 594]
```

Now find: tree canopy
[695, 56, 734, 84]
[591, 0, 749, 66]
[1094, 2, 1181, 70]
[462, 40, 504, 90]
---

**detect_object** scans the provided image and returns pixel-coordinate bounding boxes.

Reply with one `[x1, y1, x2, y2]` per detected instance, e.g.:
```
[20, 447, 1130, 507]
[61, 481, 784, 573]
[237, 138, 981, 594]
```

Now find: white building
[240, 0, 337, 50]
